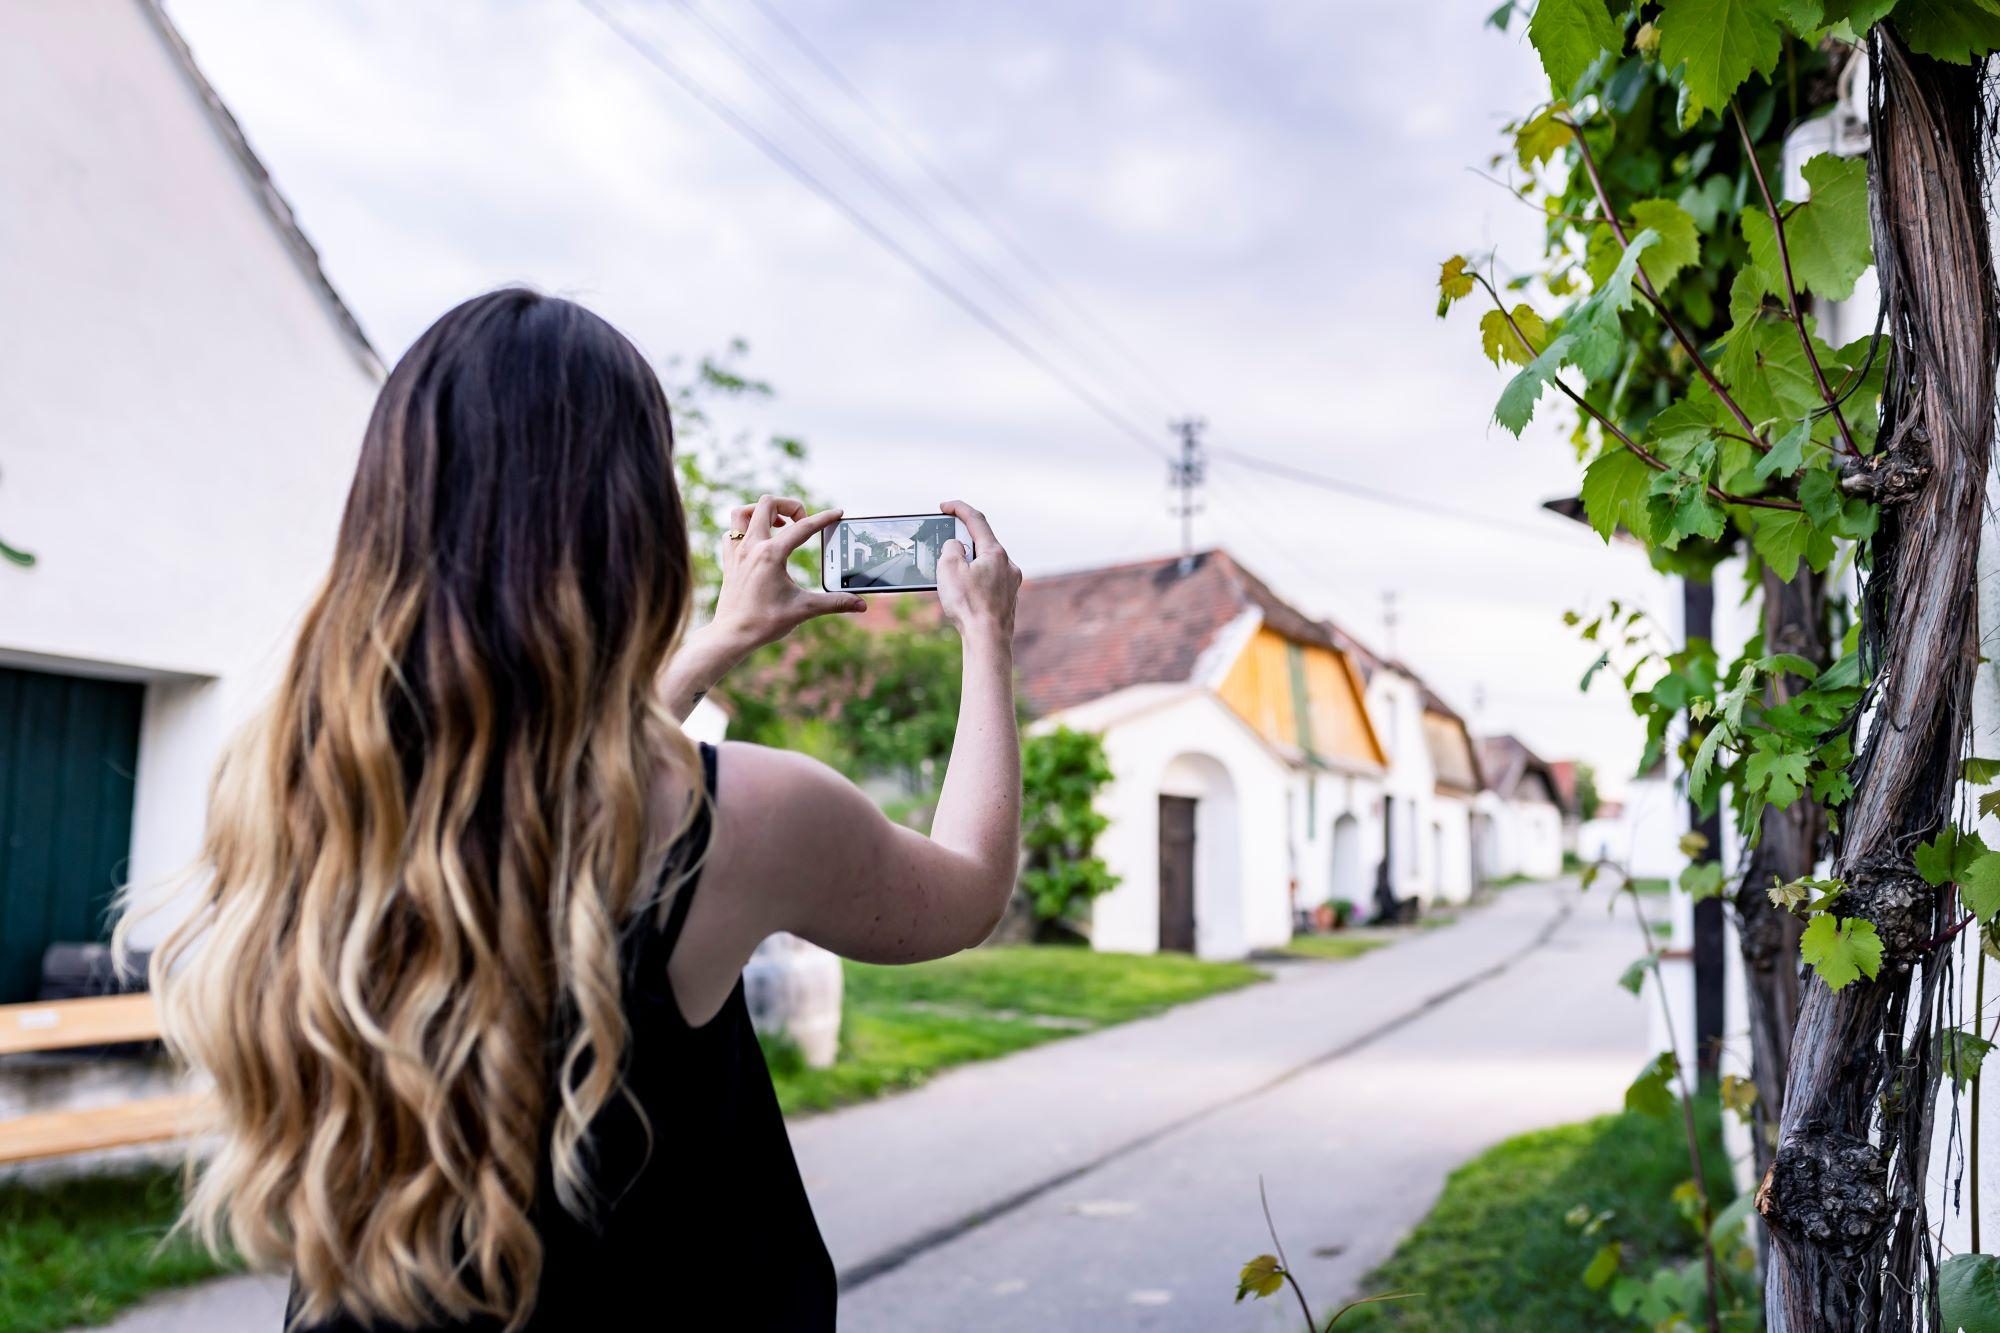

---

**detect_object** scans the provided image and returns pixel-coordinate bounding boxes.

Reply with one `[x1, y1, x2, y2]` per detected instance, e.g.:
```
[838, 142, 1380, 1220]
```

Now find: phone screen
[823, 514, 967, 593]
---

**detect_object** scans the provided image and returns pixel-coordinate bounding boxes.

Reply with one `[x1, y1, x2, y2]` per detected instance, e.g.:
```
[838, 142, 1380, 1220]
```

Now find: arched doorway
[1158, 753, 1239, 955]
[1330, 813, 1364, 909]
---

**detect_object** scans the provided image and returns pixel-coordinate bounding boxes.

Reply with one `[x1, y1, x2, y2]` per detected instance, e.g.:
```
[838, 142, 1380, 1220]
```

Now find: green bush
[1019, 727, 1118, 924]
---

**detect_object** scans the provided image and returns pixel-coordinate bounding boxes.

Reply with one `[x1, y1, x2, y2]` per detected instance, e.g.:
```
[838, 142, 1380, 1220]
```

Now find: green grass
[1339, 1098, 1735, 1332]
[767, 945, 1265, 1115]
[1280, 934, 1391, 962]
[14, 948, 1260, 1327]
[1, 1167, 234, 1333]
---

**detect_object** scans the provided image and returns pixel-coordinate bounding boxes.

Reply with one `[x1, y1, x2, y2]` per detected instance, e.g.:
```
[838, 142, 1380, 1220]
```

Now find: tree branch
[1259, 1177, 1318, 1332]
[1474, 275, 1803, 513]
[1732, 103, 1861, 459]
[1559, 118, 1768, 447]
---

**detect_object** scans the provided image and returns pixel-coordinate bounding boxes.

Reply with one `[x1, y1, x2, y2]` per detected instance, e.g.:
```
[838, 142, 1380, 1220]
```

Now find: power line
[1206, 444, 1591, 546]
[660, 0, 1178, 423]
[577, 0, 1172, 464]
[585, 0, 1583, 550]
[740, 0, 1190, 413]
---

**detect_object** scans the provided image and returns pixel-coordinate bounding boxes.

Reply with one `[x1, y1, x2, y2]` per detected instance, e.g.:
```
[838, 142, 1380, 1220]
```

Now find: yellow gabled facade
[1215, 625, 1388, 770]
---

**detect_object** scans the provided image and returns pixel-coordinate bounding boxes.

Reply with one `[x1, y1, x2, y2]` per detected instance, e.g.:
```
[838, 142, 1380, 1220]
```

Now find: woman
[138, 288, 1022, 1330]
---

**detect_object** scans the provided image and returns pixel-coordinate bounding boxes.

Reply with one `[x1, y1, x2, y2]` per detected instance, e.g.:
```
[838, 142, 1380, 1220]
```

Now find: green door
[0, 665, 144, 1002]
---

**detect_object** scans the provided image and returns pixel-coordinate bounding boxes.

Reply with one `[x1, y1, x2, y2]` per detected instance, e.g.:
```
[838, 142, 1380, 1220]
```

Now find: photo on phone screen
[823, 514, 968, 593]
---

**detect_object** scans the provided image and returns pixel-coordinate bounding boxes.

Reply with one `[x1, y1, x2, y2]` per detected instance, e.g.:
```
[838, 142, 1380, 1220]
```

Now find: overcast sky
[166, 0, 1673, 789]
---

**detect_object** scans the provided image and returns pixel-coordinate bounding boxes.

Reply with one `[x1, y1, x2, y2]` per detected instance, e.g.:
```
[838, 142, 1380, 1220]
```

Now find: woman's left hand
[711, 496, 866, 651]
[659, 496, 864, 721]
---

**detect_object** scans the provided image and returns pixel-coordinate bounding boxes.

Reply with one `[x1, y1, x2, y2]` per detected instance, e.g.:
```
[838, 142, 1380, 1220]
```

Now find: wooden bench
[0, 993, 209, 1165]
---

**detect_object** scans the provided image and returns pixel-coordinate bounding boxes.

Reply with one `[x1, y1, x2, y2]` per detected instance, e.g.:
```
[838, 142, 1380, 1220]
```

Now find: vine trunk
[1759, 32, 1997, 1332]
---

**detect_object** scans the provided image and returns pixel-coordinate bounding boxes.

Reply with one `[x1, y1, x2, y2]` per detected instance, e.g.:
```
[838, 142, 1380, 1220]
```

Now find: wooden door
[1158, 795, 1198, 953]
[0, 666, 143, 1002]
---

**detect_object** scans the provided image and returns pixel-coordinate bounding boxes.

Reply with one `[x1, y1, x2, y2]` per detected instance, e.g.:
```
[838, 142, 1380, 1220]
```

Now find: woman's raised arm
[701, 501, 1023, 967]
[657, 495, 865, 721]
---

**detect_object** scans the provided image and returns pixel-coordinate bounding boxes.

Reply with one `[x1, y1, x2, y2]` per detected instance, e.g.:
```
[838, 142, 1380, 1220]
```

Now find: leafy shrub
[1019, 727, 1117, 925]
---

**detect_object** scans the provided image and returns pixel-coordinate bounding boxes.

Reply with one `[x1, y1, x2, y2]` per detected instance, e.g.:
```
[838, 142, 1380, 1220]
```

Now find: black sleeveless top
[290, 744, 836, 1331]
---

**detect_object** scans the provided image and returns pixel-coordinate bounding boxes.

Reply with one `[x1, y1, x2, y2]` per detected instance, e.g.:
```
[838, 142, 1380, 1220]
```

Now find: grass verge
[1279, 934, 1391, 962]
[767, 945, 1265, 1116]
[1338, 1098, 1733, 1332]
[1, 1167, 234, 1333]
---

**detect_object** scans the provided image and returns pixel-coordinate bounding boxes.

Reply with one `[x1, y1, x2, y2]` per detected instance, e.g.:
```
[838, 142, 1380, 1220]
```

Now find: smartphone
[821, 512, 973, 594]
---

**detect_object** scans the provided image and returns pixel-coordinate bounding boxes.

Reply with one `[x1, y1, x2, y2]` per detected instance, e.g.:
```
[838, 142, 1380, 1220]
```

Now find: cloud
[163, 0, 1660, 774]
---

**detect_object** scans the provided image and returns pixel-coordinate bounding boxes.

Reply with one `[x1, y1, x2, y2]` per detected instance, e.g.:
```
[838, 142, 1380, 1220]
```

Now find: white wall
[1366, 670, 1442, 907]
[1431, 793, 1476, 903]
[1068, 690, 1296, 960]
[0, 0, 381, 906]
[1475, 790, 1565, 882]
[1292, 769, 1385, 918]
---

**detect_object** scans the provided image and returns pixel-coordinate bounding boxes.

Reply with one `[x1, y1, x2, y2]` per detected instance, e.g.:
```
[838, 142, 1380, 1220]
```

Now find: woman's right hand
[934, 500, 1021, 641]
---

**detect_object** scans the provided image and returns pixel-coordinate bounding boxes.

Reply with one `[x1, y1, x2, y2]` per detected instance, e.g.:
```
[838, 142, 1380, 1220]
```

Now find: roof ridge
[140, 0, 382, 380]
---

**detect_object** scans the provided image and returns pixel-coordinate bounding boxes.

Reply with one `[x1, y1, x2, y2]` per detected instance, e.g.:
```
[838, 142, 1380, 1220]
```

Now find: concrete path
[833, 879, 1644, 1330]
[82, 880, 1644, 1332]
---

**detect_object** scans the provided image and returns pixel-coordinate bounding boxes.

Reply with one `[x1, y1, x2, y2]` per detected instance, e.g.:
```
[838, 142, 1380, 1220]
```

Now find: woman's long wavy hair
[137, 289, 703, 1329]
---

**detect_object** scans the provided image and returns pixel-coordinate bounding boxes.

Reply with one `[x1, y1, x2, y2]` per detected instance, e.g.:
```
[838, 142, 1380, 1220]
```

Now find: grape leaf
[1939, 1028, 1997, 1092]
[1896, 0, 2000, 64]
[1494, 332, 1577, 434]
[1916, 830, 1960, 887]
[1801, 913, 1884, 991]
[1741, 154, 1872, 301]
[1940, 1253, 2000, 1333]
[1681, 860, 1728, 901]
[1646, 392, 1726, 463]
[1983, 790, 2000, 824]
[1529, 0, 1624, 95]
[1629, 198, 1702, 288]
[1747, 733, 1812, 806]
[1581, 446, 1658, 540]
[1717, 316, 1827, 424]
[1779, 0, 1827, 32]
[1481, 304, 1549, 366]
[1646, 449, 1727, 548]
[1754, 418, 1813, 481]
[1618, 957, 1651, 994]
[1583, 1241, 1622, 1290]
[1720, 1071, 1759, 1120]
[1748, 505, 1821, 581]
[1626, 1050, 1680, 1117]
[1962, 852, 2000, 923]
[1819, 0, 1899, 30]
[1236, 1254, 1285, 1303]
[1656, 0, 1786, 115]
[1438, 255, 1475, 315]
[1515, 102, 1574, 168]
[1965, 757, 2000, 785]
[1568, 230, 1662, 378]
[1798, 467, 1844, 528]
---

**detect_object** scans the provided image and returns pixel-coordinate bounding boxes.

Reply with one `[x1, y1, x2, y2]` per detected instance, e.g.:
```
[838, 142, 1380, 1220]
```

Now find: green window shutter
[1285, 642, 1317, 761]
[0, 666, 143, 1002]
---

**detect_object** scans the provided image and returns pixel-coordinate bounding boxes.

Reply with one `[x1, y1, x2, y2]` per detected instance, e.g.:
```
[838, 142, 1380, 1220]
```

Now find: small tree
[1019, 727, 1118, 932]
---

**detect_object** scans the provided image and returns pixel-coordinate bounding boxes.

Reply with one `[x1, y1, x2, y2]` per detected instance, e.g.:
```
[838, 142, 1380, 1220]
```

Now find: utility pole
[1168, 417, 1205, 570]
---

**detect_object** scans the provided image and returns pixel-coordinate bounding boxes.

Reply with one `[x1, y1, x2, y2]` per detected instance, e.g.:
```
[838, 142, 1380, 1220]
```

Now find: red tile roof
[1014, 551, 1245, 717]
[1480, 734, 1569, 811]
[1012, 549, 1391, 719]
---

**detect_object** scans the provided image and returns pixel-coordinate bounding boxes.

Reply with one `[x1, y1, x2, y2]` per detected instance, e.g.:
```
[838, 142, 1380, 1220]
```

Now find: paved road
[85, 880, 1643, 1332]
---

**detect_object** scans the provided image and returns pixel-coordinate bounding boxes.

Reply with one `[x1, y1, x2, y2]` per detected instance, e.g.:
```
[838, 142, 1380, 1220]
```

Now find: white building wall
[0, 0, 380, 920]
[1431, 793, 1476, 903]
[1070, 690, 1297, 960]
[1365, 670, 1441, 908]
[1301, 769, 1386, 916]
